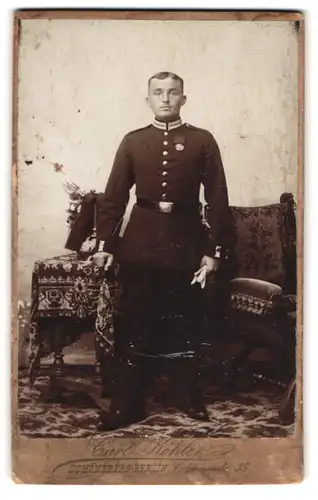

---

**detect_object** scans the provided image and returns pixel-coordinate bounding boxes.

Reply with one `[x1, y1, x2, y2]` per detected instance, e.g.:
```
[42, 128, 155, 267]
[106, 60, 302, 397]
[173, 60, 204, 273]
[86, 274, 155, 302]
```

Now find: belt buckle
[158, 201, 173, 213]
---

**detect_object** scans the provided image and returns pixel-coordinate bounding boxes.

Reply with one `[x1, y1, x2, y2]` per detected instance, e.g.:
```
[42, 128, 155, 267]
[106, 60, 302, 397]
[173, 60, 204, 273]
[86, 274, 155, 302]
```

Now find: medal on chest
[174, 135, 186, 152]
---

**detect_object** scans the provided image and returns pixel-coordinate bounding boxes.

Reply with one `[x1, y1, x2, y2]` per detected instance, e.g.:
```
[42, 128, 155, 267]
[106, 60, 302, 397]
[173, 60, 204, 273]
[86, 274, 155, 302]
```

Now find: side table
[28, 252, 118, 387]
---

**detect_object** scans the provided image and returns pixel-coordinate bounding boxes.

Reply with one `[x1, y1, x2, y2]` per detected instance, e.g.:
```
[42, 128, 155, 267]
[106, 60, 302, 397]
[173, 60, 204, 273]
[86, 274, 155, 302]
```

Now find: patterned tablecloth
[28, 252, 119, 385]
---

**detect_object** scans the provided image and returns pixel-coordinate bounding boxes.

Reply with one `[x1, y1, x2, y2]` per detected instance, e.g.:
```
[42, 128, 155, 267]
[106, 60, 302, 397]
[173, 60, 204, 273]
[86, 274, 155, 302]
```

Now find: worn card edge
[11, 9, 304, 485]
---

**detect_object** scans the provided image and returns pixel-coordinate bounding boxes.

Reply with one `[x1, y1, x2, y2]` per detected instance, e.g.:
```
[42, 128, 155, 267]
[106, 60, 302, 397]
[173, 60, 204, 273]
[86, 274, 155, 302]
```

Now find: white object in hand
[87, 252, 114, 271]
[191, 265, 207, 289]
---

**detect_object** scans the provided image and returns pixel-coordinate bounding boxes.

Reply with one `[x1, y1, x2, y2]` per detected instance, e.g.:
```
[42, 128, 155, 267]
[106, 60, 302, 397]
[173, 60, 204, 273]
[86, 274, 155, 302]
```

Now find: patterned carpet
[18, 370, 295, 439]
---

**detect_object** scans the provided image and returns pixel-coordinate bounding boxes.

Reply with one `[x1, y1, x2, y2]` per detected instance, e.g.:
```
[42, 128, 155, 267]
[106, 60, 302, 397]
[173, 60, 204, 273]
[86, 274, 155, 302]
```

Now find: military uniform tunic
[97, 118, 229, 271]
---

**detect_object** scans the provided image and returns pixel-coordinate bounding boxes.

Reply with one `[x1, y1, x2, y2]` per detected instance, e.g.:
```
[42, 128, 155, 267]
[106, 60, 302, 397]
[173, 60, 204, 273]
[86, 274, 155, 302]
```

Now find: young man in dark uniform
[93, 71, 229, 430]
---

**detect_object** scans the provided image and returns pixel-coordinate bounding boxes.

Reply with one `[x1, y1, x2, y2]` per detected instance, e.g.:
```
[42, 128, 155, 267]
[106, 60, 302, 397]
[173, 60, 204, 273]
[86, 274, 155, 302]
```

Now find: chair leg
[94, 337, 103, 384]
[279, 378, 296, 425]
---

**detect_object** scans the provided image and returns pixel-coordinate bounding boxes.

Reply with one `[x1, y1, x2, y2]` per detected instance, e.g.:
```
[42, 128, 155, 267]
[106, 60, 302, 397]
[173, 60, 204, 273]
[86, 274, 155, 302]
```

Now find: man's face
[146, 77, 187, 121]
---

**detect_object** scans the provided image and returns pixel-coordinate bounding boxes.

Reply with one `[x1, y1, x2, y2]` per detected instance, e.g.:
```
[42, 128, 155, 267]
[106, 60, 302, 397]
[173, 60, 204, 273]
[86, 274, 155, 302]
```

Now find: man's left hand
[191, 256, 219, 289]
[200, 255, 219, 275]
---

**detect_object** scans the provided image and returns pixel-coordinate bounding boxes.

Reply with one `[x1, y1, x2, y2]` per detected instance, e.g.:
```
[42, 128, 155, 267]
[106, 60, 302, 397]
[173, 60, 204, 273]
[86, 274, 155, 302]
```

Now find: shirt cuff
[97, 240, 106, 252]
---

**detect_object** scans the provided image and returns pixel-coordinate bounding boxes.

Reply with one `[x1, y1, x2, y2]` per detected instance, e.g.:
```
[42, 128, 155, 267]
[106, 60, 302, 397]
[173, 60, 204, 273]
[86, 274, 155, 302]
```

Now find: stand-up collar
[152, 117, 183, 131]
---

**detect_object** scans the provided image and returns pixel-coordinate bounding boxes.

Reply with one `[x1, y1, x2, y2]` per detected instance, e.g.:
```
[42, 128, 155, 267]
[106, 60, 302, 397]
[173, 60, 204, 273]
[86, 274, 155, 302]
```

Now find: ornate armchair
[204, 193, 297, 406]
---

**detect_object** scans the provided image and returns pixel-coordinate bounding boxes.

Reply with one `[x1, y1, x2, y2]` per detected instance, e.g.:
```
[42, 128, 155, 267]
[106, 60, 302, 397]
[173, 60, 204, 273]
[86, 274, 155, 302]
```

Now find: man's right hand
[91, 252, 114, 270]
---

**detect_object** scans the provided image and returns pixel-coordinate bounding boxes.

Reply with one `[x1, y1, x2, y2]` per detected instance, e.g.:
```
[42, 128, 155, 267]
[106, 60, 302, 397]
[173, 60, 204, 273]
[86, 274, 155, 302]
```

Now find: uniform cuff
[204, 244, 225, 259]
[214, 246, 222, 259]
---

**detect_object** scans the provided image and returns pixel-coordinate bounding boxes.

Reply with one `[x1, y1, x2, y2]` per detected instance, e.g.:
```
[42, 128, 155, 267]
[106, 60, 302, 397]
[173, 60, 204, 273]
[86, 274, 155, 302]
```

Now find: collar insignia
[152, 117, 183, 131]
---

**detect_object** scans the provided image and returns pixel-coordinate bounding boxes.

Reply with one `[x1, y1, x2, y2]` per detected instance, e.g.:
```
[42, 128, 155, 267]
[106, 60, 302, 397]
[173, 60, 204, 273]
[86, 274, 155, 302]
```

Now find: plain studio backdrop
[17, 19, 299, 300]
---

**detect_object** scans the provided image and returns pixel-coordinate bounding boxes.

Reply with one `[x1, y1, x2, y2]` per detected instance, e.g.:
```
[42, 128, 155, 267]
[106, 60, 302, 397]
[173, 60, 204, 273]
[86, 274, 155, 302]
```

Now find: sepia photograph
[12, 10, 303, 484]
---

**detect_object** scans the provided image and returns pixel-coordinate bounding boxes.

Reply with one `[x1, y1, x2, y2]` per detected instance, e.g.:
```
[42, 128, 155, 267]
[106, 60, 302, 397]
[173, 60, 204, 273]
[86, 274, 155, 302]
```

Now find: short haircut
[148, 71, 184, 92]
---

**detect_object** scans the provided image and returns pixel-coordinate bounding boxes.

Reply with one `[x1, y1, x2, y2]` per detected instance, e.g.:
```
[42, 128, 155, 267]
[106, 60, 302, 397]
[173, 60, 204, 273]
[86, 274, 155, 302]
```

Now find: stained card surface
[12, 10, 303, 485]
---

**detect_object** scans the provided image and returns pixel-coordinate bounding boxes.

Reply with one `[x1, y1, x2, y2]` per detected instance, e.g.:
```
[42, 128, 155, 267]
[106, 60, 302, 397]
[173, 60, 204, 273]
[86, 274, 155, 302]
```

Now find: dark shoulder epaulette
[184, 123, 213, 137]
[126, 124, 152, 136]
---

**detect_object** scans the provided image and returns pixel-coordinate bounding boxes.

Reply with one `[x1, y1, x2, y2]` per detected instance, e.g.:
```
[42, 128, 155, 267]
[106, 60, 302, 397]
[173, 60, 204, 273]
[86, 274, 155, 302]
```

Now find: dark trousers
[104, 263, 205, 407]
[114, 263, 204, 359]
[101, 263, 210, 425]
